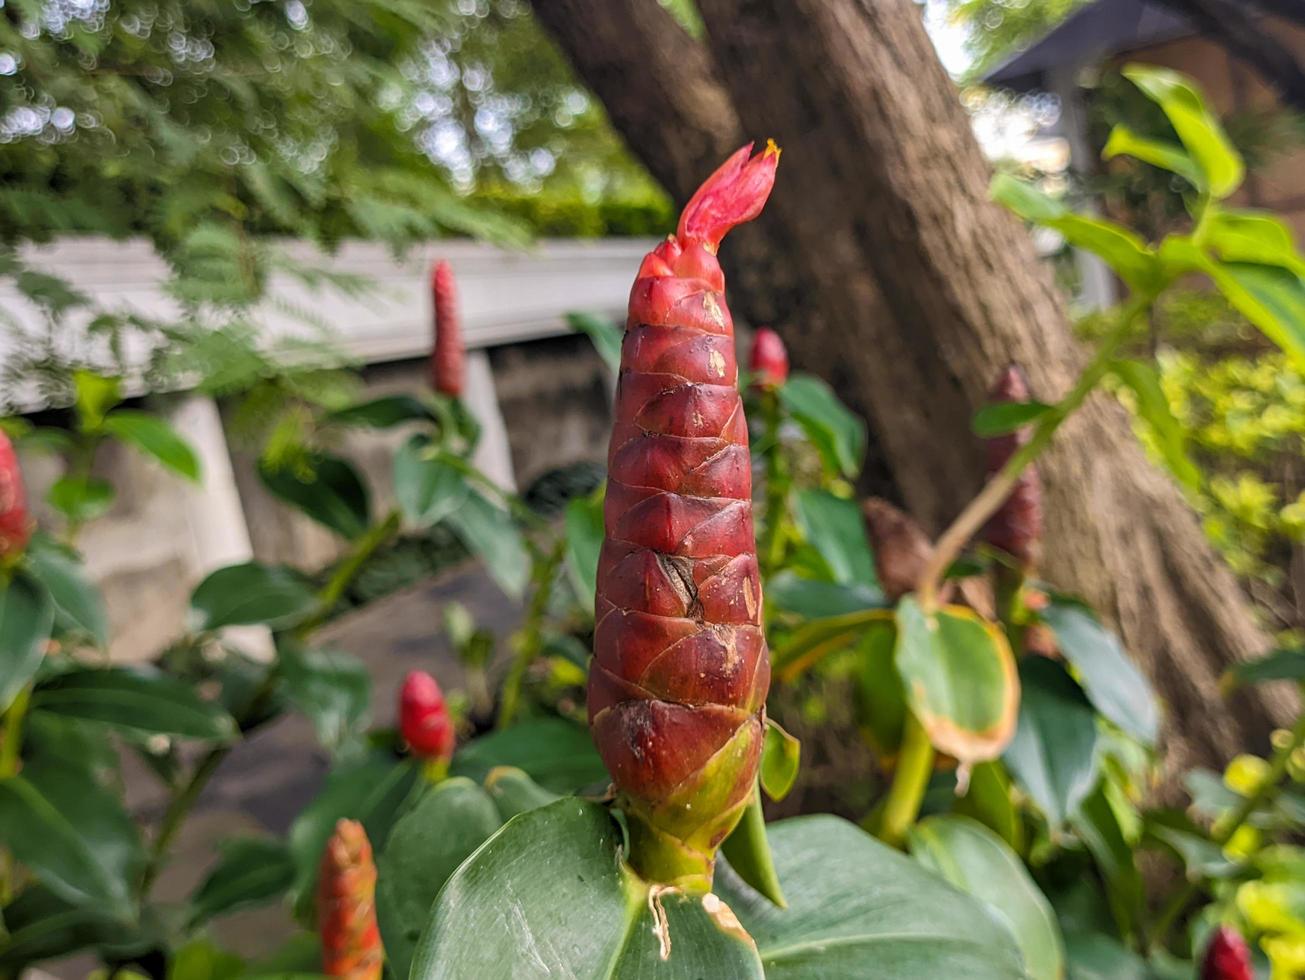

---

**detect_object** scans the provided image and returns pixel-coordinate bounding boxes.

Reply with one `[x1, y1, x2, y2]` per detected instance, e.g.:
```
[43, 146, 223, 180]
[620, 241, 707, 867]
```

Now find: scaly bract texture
[431, 260, 465, 397]
[318, 819, 383, 980]
[589, 143, 778, 893]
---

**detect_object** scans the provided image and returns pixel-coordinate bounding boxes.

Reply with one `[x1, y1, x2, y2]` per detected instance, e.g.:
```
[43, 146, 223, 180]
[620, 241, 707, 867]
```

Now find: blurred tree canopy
[935, 0, 1089, 79]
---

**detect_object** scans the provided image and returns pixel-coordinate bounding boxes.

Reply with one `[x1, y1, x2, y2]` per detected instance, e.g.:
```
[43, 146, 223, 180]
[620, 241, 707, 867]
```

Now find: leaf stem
[0, 685, 31, 780]
[916, 294, 1153, 613]
[496, 537, 565, 730]
[876, 711, 935, 848]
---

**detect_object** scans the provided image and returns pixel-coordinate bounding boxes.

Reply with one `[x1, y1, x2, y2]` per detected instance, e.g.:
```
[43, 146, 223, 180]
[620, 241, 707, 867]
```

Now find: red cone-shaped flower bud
[399, 670, 454, 762]
[590, 141, 779, 894]
[0, 430, 31, 560]
[862, 497, 935, 603]
[983, 363, 1044, 571]
[431, 260, 465, 397]
[749, 327, 789, 389]
[318, 819, 383, 980]
[1201, 925, 1253, 980]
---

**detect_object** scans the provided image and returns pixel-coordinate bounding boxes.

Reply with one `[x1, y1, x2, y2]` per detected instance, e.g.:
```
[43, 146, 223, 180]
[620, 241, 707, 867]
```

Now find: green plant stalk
[916, 293, 1153, 613]
[496, 537, 565, 730]
[757, 389, 790, 579]
[877, 711, 935, 849]
[1147, 698, 1305, 950]
[993, 563, 1026, 654]
[141, 513, 401, 894]
[0, 685, 31, 780]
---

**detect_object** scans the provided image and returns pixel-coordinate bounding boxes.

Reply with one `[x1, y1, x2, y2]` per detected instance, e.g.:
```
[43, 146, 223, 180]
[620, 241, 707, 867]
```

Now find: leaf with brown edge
[895, 598, 1019, 765]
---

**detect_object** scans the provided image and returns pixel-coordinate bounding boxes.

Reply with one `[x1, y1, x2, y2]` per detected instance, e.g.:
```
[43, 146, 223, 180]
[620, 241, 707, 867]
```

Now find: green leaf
[895, 598, 1019, 764]
[393, 438, 468, 528]
[1102, 126, 1203, 189]
[1041, 600, 1159, 746]
[330, 395, 435, 428]
[23, 534, 109, 647]
[47, 476, 115, 524]
[766, 572, 884, 619]
[190, 562, 317, 632]
[1207, 259, 1305, 367]
[376, 777, 504, 979]
[1063, 932, 1152, 980]
[761, 719, 801, 802]
[168, 937, 246, 980]
[277, 645, 371, 751]
[1002, 658, 1100, 829]
[31, 667, 237, 740]
[102, 410, 201, 482]
[1109, 359, 1200, 492]
[566, 311, 622, 372]
[483, 765, 561, 821]
[852, 620, 908, 756]
[794, 489, 878, 588]
[0, 761, 143, 915]
[563, 489, 604, 609]
[1122, 64, 1244, 198]
[770, 608, 894, 679]
[721, 785, 786, 909]
[1225, 646, 1305, 687]
[1070, 786, 1145, 941]
[259, 453, 370, 539]
[1204, 210, 1305, 275]
[73, 371, 122, 431]
[779, 374, 867, 479]
[1144, 812, 1239, 881]
[450, 716, 606, 794]
[910, 816, 1065, 980]
[188, 837, 295, 926]
[0, 571, 54, 710]
[444, 488, 529, 599]
[954, 761, 1023, 853]
[972, 401, 1053, 438]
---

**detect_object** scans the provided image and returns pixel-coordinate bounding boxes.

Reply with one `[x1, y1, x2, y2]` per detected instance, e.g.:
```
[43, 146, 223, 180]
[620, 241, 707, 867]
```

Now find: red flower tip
[431, 259, 465, 397]
[0, 430, 31, 560]
[318, 819, 382, 980]
[749, 328, 790, 389]
[399, 669, 455, 762]
[989, 362, 1031, 404]
[1201, 926, 1253, 980]
[676, 140, 780, 251]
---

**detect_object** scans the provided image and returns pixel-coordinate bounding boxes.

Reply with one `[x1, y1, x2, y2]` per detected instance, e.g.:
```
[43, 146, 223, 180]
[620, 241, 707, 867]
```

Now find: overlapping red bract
[589, 142, 778, 888]
[431, 259, 465, 397]
[983, 363, 1044, 571]
[399, 669, 455, 761]
[749, 327, 789, 389]
[0, 431, 30, 560]
[317, 819, 383, 980]
[1201, 925, 1253, 980]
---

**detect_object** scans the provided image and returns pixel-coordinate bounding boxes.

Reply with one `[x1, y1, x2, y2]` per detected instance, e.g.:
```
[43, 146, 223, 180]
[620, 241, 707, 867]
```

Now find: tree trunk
[532, 0, 1296, 773]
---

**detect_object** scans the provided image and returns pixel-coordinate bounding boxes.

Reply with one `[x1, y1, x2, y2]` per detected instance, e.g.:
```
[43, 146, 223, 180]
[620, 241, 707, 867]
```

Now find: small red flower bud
[0, 430, 31, 560]
[750, 327, 789, 389]
[399, 670, 455, 762]
[318, 819, 383, 980]
[983, 363, 1044, 572]
[1201, 925, 1253, 980]
[431, 260, 465, 397]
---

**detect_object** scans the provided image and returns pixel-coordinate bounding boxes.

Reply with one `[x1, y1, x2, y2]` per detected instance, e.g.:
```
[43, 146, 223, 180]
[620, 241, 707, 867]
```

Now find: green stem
[877, 712, 935, 849]
[0, 686, 31, 779]
[496, 538, 565, 730]
[758, 390, 790, 580]
[293, 511, 401, 638]
[916, 294, 1154, 613]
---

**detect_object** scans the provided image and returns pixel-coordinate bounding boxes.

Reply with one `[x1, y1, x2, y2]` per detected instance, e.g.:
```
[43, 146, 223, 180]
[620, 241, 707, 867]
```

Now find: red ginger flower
[399, 670, 454, 762]
[749, 327, 789, 389]
[431, 259, 465, 397]
[0, 430, 30, 560]
[589, 141, 779, 894]
[317, 819, 383, 980]
[1201, 925, 1253, 980]
[983, 363, 1044, 572]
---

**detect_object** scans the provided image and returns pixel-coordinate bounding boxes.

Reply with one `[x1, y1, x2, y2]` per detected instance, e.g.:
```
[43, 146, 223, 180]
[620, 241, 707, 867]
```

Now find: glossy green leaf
[721, 786, 786, 909]
[795, 489, 877, 587]
[852, 620, 908, 755]
[393, 437, 468, 528]
[910, 816, 1065, 980]
[895, 598, 1019, 764]
[102, 410, 201, 482]
[766, 572, 884, 619]
[0, 761, 143, 915]
[277, 645, 371, 751]
[1205, 210, 1305, 275]
[1109, 359, 1200, 492]
[1042, 600, 1159, 745]
[188, 837, 295, 925]
[972, 400, 1054, 438]
[1003, 658, 1099, 829]
[190, 562, 316, 632]
[564, 488, 604, 609]
[0, 571, 54, 710]
[779, 374, 866, 479]
[1225, 646, 1305, 687]
[1207, 259, 1305, 367]
[73, 370, 122, 431]
[1102, 126, 1203, 189]
[31, 667, 237, 740]
[47, 475, 115, 524]
[450, 716, 606, 793]
[567, 311, 623, 372]
[259, 453, 370, 539]
[330, 395, 434, 428]
[376, 777, 505, 979]
[23, 534, 108, 647]
[771, 608, 893, 679]
[445, 488, 529, 599]
[1122, 64, 1244, 198]
[760, 719, 801, 802]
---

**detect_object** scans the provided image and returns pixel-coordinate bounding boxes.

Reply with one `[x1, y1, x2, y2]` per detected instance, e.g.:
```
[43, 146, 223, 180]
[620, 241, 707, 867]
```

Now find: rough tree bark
[532, 0, 1296, 773]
